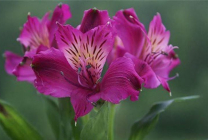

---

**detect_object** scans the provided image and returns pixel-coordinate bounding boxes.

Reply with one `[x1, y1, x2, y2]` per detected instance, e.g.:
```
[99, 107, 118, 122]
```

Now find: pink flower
[32, 9, 142, 120]
[4, 4, 71, 83]
[111, 8, 180, 94]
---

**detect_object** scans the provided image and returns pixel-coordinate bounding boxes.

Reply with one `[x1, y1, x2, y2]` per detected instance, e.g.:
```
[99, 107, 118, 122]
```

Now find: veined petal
[48, 4, 72, 46]
[79, 8, 110, 33]
[98, 57, 143, 103]
[148, 13, 170, 52]
[32, 48, 80, 97]
[4, 51, 22, 75]
[13, 57, 36, 83]
[56, 24, 114, 86]
[125, 53, 160, 89]
[113, 8, 148, 57]
[82, 25, 114, 83]
[18, 13, 50, 49]
[56, 24, 82, 70]
[70, 88, 93, 121]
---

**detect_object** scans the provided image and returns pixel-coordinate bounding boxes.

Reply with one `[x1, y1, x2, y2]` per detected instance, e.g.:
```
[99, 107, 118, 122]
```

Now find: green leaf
[0, 99, 43, 140]
[80, 102, 116, 140]
[129, 95, 200, 140]
[42, 96, 60, 140]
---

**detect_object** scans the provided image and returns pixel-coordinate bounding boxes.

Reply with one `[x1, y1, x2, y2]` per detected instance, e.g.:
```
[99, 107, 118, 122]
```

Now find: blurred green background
[0, 1, 207, 140]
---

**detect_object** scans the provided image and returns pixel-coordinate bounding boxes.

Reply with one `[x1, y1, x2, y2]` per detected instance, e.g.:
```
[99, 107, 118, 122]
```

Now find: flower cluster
[4, 4, 180, 121]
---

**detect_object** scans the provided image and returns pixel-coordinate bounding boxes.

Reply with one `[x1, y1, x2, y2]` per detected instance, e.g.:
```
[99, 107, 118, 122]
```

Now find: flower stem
[81, 113, 90, 126]
[108, 102, 116, 140]
[58, 98, 73, 140]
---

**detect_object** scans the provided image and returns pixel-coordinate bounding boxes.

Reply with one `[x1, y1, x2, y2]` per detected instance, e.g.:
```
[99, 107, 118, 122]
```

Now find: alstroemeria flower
[4, 4, 71, 83]
[111, 8, 180, 94]
[32, 14, 142, 120]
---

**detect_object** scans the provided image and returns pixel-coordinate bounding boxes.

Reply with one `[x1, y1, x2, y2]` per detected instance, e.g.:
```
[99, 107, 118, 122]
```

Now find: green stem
[81, 113, 90, 126]
[108, 102, 116, 140]
[58, 98, 74, 140]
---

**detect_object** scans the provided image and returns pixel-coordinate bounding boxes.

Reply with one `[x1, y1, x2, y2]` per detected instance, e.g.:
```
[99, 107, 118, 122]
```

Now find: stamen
[92, 77, 101, 89]
[60, 71, 84, 88]
[78, 74, 90, 89]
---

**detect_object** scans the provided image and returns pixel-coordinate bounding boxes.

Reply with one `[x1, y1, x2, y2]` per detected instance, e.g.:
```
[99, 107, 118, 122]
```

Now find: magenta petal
[79, 8, 110, 33]
[113, 8, 148, 57]
[48, 4, 72, 46]
[107, 44, 127, 65]
[36, 45, 48, 53]
[18, 14, 50, 49]
[4, 51, 22, 75]
[70, 88, 93, 121]
[13, 57, 36, 83]
[99, 57, 143, 103]
[148, 13, 170, 52]
[158, 76, 171, 93]
[32, 48, 79, 97]
[125, 53, 160, 89]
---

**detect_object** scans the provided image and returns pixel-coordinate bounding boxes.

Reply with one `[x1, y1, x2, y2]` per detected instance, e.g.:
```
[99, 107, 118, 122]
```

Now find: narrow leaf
[129, 95, 200, 140]
[0, 99, 43, 140]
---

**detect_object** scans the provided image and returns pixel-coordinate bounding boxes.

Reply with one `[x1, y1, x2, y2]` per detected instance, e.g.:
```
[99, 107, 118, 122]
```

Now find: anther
[78, 67, 82, 74]
[161, 51, 168, 56]
[86, 64, 91, 69]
